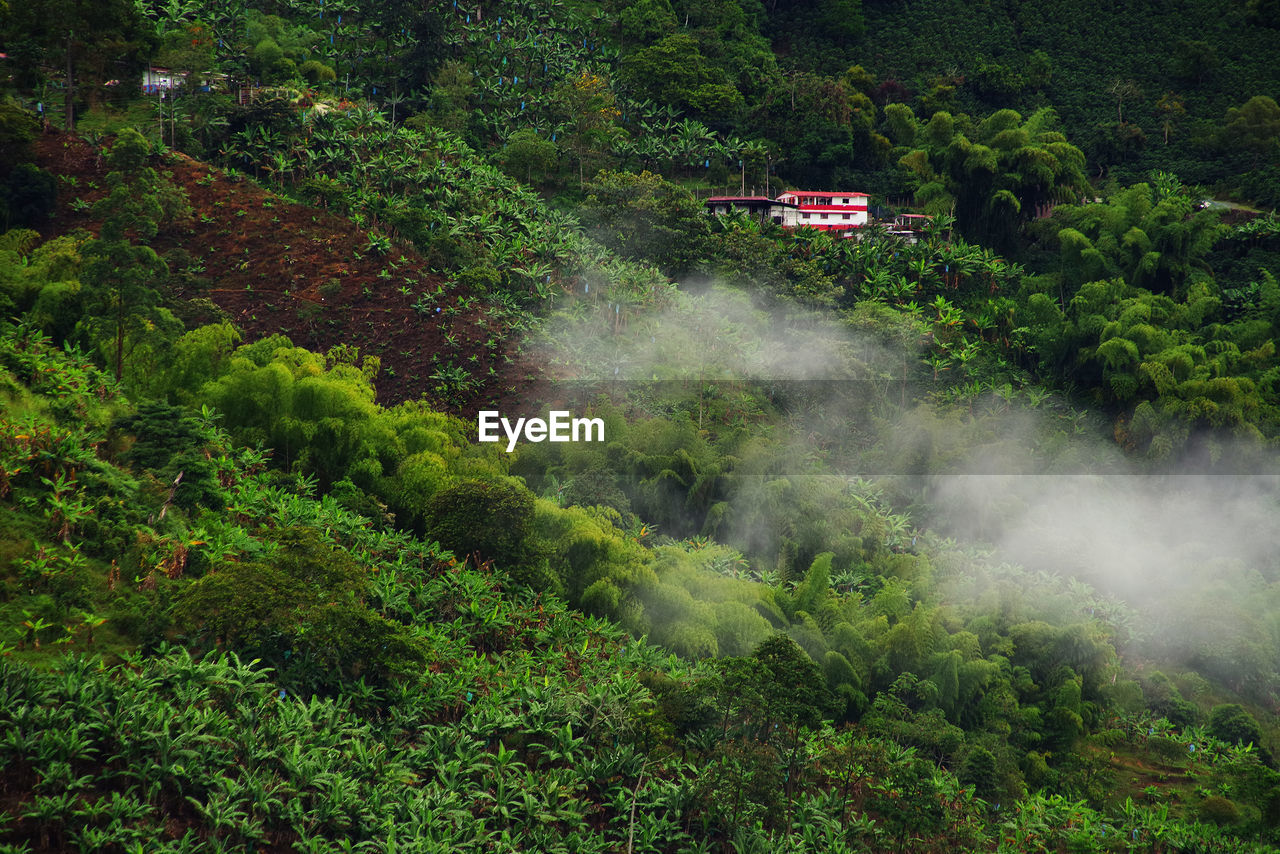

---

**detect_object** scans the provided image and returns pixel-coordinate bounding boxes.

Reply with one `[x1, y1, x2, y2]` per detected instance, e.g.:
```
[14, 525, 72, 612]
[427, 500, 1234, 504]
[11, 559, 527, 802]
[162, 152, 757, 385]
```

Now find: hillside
[3, 290, 1278, 853]
[33, 130, 524, 412]
[1, 0, 1280, 851]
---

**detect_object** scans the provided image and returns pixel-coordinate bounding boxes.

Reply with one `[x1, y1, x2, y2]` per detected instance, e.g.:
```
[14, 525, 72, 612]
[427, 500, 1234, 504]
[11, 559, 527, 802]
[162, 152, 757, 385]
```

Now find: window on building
[801, 213, 810, 219]
[842, 213, 850, 220]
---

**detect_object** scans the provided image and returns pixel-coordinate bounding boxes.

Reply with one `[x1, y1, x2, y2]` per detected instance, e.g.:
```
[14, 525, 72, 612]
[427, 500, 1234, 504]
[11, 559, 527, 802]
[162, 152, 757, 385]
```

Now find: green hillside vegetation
[1, 0, 1280, 850]
[4, 296, 1279, 851]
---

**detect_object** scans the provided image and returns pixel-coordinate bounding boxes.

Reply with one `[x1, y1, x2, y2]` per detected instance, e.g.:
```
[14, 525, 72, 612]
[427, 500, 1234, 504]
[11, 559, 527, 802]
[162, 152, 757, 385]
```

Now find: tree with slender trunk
[79, 129, 187, 381]
[1107, 78, 1142, 124]
[2, 0, 153, 129]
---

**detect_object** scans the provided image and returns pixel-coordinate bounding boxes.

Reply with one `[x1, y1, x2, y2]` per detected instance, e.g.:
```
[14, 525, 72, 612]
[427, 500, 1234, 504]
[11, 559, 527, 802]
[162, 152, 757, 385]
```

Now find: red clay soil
[33, 128, 551, 417]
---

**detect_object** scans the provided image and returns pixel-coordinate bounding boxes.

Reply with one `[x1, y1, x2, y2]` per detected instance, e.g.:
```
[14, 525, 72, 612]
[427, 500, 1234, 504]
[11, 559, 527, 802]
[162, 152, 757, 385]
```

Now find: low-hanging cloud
[522, 281, 1280, 694]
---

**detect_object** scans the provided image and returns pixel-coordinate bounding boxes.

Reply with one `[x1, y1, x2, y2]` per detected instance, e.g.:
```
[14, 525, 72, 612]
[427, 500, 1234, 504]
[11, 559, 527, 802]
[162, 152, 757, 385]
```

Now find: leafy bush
[1209, 704, 1272, 767]
[1199, 795, 1242, 825]
[173, 527, 427, 689]
[1, 164, 57, 228]
[423, 478, 536, 570]
[0, 97, 38, 171]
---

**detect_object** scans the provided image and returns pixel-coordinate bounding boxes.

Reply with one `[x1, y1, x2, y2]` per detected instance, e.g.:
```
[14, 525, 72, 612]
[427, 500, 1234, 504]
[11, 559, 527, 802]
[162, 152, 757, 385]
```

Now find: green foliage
[619, 33, 744, 124]
[150, 322, 241, 406]
[897, 107, 1088, 250]
[423, 478, 536, 570]
[1209, 704, 1268, 752]
[863, 673, 965, 762]
[3, 249, 1278, 854]
[1052, 180, 1227, 296]
[175, 525, 351, 634]
[0, 231, 82, 332]
[417, 60, 474, 136]
[78, 130, 191, 382]
[959, 745, 999, 798]
[618, 0, 677, 44]
[580, 169, 710, 277]
[299, 59, 337, 85]
[173, 527, 432, 690]
[243, 12, 319, 84]
[1008, 182, 1280, 453]
[111, 401, 225, 511]
[498, 128, 559, 184]
[705, 217, 839, 306]
[0, 97, 39, 171]
[1200, 795, 1243, 825]
[725, 633, 833, 734]
[1, 164, 58, 230]
[199, 339, 392, 484]
[221, 103, 672, 309]
[793, 552, 833, 615]
[1224, 96, 1280, 166]
[11, 6, 1280, 851]
[1, 0, 154, 128]
[154, 22, 215, 86]
[1248, 0, 1280, 26]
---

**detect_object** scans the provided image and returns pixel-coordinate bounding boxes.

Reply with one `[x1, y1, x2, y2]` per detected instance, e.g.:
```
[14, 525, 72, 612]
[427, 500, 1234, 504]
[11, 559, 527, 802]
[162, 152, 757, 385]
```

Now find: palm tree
[886, 275, 915, 305]
[907, 256, 940, 294]
[924, 351, 953, 381]
[383, 89, 407, 124]
[923, 211, 955, 244]
[264, 151, 296, 186]
[77, 610, 108, 646]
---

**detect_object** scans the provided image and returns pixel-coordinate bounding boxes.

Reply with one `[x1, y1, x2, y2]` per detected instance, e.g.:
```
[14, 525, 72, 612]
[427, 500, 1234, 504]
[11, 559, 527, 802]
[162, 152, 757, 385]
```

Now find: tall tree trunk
[65, 29, 76, 130]
[115, 299, 125, 381]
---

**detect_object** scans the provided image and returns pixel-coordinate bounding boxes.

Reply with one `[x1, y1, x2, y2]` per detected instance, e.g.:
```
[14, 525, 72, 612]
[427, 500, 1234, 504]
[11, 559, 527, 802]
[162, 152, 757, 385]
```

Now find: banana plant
[20, 610, 54, 650]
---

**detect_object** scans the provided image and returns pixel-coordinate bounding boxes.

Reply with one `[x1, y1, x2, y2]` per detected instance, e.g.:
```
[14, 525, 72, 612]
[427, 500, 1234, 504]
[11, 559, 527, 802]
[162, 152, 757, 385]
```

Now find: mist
[523, 281, 1280, 692]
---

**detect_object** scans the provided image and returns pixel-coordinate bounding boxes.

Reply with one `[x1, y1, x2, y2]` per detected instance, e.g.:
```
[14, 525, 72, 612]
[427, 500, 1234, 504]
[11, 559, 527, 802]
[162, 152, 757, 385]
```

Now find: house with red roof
[704, 190, 932, 243]
[775, 191, 869, 236]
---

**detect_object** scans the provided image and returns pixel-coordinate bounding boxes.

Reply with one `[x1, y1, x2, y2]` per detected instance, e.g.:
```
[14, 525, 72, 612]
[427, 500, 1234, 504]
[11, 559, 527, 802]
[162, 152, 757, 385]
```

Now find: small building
[143, 67, 222, 94]
[143, 68, 180, 93]
[704, 196, 799, 227]
[886, 212, 933, 244]
[776, 191, 869, 236]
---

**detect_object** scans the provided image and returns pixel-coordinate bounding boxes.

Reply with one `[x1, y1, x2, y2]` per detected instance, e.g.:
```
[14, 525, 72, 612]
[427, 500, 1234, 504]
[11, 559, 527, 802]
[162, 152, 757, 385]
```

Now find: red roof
[778, 191, 869, 198]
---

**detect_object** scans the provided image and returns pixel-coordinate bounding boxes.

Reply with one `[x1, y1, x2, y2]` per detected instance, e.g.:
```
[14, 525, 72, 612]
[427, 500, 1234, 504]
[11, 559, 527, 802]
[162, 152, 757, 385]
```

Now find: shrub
[959, 746, 999, 798]
[1208, 703, 1274, 767]
[1209, 704, 1265, 748]
[299, 60, 337, 84]
[172, 527, 427, 689]
[423, 478, 535, 569]
[1198, 795, 1241, 825]
[1148, 736, 1187, 762]
[2, 164, 58, 228]
[1152, 696, 1200, 728]
[454, 263, 502, 295]
[0, 97, 39, 171]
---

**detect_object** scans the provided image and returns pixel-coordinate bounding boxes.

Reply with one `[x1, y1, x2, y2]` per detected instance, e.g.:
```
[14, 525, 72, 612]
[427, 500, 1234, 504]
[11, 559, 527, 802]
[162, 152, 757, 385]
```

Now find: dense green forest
[1, 0, 1279, 850]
